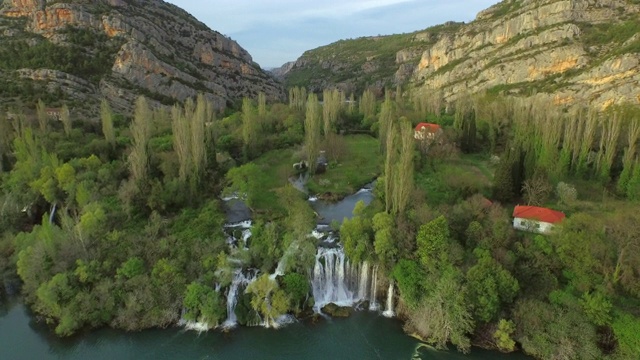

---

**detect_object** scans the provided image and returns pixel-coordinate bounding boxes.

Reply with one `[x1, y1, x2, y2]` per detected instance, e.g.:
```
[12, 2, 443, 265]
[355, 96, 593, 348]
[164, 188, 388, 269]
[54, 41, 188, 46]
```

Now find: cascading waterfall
[311, 247, 382, 313]
[222, 269, 258, 329]
[312, 247, 356, 310]
[357, 262, 370, 300]
[382, 281, 395, 318]
[369, 265, 379, 311]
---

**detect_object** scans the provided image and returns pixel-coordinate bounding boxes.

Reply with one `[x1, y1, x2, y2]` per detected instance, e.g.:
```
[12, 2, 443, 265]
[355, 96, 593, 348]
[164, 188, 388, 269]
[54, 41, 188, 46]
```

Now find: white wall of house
[513, 217, 555, 234]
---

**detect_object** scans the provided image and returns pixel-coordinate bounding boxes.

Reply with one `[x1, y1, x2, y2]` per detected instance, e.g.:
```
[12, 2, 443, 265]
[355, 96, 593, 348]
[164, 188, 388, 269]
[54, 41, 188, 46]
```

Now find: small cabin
[512, 205, 565, 234]
[414, 123, 442, 141]
[46, 108, 63, 121]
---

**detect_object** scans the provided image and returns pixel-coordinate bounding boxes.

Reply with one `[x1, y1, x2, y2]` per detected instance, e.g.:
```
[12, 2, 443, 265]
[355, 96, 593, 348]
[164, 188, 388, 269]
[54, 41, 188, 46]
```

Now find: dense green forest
[0, 86, 639, 360]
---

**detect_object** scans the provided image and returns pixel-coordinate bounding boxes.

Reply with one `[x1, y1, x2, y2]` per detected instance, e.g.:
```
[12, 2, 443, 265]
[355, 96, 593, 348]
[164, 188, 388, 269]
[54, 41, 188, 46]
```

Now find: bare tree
[522, 174, 552, 206]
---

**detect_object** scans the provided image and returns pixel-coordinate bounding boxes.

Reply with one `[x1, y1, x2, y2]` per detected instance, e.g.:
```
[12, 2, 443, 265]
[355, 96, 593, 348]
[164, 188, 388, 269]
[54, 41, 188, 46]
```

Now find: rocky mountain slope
[277, 0, 640, 108]
[0, 0, 284, 114]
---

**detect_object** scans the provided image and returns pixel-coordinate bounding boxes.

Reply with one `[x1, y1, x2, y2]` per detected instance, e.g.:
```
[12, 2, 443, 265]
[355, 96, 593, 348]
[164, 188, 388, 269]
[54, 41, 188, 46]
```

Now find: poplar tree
[348, 93, 356, 115]
[171, 104, 191, 184]
[359, 89, 376, 125]
[241, 98, 259, 160]
[576, 109, 598, 176]
[191, 94, 208, 188]
[627, 159, 640, 201]
[100, 99, 116, 148]
[36, 99, 48, 133]
[0, 112, 11, 173]
[597, 111, 621, 182]
[258, 92, 267, 118]
[60, 104, 71, 137]
[305, 93, 322, 174]
[393, 118, 414, 215]
[128, 96, 152, 188]
[617, 114, 640, 194]
[378, 92, 395, 154]
[322, 89, 341, 136]
[384, 122, 397, 213]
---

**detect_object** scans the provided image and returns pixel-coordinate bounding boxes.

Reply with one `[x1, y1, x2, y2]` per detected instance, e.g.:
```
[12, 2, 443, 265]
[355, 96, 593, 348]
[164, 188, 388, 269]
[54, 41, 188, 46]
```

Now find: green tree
[612, 311, 640, 358]
[372, 212, 397, 268]
[282, 273, 310, 311]
[246, 274, 289, 327]
[183, 282, 225, 327]
[493, 319, 516, 352]
[406, 269, 473, 353]
[340, 205, 372, 263]
[392, 259, 424, 308]
[416, 216, 451, 271]
[466, 249, 519, 323]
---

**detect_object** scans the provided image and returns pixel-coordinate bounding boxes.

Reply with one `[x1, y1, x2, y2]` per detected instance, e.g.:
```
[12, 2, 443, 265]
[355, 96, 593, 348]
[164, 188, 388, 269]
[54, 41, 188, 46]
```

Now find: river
[0, 185, 533, 360]
[0, 298, 531, 360]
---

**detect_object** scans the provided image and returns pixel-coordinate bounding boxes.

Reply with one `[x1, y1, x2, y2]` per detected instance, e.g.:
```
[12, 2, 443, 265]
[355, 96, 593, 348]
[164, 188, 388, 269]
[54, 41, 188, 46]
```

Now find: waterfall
[369, 265, 379, 311]
[222, 270, 258, 329]
[312, 247, 358, 310]
[357, 262, 370, 299]
[382, 281, 395, 317]
[49, 203, 57, 224]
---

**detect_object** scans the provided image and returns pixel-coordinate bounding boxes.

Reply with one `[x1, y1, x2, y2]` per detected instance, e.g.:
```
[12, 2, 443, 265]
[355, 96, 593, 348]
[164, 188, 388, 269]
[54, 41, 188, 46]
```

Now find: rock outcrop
[279, 0, 640, 108]
[0, 0, 285, 114]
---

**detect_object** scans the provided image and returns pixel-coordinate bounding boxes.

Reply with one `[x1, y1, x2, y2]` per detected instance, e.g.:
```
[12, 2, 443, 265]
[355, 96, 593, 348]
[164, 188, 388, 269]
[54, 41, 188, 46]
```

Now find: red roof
[513, 205, 565, 224]
[415, 122, 441, 133]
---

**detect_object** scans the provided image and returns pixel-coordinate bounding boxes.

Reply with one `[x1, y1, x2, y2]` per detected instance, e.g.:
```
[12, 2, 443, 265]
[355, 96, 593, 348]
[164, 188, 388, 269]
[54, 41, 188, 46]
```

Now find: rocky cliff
[0, 0, 285, 114]
[279, 0, 640, 108]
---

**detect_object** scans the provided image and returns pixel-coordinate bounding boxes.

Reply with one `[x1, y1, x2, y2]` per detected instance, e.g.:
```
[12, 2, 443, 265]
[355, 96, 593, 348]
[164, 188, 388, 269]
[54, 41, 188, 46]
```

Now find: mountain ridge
[276, 0, 640, 108]
[0, 0, 285, 115]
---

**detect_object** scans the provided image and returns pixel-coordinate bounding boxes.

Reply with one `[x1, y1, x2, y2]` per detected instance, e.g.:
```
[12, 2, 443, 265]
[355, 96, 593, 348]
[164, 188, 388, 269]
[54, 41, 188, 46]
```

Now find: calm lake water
[0, 299, 531, 360]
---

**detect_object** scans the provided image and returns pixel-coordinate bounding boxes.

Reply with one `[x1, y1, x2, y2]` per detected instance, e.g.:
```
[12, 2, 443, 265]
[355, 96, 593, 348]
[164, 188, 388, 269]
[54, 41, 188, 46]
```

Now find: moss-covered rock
[321, 303, 352, 318]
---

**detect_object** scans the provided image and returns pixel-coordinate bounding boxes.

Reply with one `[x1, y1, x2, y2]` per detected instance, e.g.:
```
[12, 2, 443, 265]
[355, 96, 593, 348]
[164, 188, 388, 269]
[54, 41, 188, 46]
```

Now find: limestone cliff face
[280, 0, 640, 109]
[411, 0, 640, 108]
[0, 0, 284, 114]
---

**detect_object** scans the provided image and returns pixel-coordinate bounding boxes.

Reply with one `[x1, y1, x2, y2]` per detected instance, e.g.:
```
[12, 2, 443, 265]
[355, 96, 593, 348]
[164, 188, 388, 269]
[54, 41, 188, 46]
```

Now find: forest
[0, 86, 639, 360]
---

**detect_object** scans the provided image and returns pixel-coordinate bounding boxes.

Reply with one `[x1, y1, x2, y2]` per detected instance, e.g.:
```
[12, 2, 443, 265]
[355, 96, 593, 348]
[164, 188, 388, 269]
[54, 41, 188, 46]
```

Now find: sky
[165, 0, 501, 69]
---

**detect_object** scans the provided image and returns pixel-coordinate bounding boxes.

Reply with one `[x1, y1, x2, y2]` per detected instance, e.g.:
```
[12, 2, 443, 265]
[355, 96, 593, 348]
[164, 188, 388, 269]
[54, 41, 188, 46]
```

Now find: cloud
[166, 0, 500, 68]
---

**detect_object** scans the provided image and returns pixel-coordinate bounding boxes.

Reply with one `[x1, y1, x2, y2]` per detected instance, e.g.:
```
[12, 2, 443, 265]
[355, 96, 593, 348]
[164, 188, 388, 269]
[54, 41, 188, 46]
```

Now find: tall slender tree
[60, 104, 71, 137]
[128, 96, 152, 188]
[241, 97, 259, 160]
[36, 99, 48, 133]
[378, 92, 396, 154]
[100, 99, 116, 148]
[359, 89, 376, 125]
[384, 121, 397, 214]
[305, 93, 322, 174]
[393, 118, 414, 215]
[618, 113, 640, 194]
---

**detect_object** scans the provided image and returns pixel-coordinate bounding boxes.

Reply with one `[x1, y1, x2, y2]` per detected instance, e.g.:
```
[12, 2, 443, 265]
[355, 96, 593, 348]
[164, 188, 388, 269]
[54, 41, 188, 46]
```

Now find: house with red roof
[414, 122, 442, 141]
[512, 205, 565, 234]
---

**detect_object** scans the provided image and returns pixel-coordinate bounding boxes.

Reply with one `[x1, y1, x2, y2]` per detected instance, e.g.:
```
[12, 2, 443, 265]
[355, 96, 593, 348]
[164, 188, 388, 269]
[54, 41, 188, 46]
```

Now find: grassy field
[239, 134, 381, 215]
[307, 135, 381, 197]
[415, 153, 495, 206]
